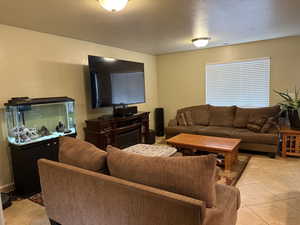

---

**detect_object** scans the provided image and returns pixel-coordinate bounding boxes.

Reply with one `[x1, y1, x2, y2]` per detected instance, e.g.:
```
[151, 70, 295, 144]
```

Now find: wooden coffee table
[166, 133, 241, 171]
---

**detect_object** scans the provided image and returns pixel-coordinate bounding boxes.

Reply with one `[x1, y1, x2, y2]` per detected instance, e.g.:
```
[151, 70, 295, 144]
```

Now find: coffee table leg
[225, 153, 232, 171]
[234, 148, 238, 163]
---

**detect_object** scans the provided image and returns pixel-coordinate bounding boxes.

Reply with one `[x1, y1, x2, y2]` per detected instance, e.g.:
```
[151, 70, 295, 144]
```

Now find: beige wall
[0, 24, 158, 189]
[157, 36, 300, 123]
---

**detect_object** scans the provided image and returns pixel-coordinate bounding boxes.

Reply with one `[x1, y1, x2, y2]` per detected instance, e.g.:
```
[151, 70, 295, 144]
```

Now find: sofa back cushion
[233, 105, 280, 128]
[177, 105, 210, 126]
[209, 106, 236, 127]
[184, 111, 194, 126]
[107, 145, 217, 208]
[59, 137, 107, 172]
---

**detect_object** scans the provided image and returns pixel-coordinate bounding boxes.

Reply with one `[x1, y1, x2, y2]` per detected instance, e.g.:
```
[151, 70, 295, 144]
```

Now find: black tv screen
[88, 55, 145, 108]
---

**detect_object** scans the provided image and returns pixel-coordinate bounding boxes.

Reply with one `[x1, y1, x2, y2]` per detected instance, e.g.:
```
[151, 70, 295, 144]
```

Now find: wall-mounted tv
[88, 55, 145, 108]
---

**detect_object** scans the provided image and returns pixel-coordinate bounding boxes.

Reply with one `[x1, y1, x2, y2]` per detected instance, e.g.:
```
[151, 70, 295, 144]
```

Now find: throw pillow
[246, 117, 267, 132]
[59, 136, 107, 172]
[107, 145, 217, 208]
[233, 105, 280, 128]
[261, 117, 279, 133]
[178, 112, 188, 126]
[184, 111, 194, 126]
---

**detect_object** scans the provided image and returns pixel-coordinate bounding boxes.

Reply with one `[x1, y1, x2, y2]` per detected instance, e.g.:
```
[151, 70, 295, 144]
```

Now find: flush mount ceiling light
[99, 0, 128, 12]
[103, 57, 116, 62]
[192, 37, 211, 48]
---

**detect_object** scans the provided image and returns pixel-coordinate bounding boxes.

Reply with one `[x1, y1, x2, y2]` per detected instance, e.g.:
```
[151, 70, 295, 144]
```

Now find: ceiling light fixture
[99, 0, 128, 12]
[103, 57, 116, 62]
[192, 37, 211, 48]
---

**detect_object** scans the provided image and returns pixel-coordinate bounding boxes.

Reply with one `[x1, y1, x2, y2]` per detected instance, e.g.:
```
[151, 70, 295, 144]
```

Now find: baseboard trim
[0, 183, 14, 193]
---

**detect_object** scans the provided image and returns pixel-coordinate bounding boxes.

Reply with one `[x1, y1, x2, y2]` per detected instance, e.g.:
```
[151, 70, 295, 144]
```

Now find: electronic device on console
[113, 104, 138, 117]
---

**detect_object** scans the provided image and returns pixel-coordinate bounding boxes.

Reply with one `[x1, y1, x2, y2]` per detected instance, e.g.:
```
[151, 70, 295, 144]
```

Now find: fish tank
[5, 97, 76, 146]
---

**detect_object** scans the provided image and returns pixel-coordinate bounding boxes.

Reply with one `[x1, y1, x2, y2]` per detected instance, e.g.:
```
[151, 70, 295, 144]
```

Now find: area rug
[28, 155, 250, 206]
[216, 154, 251, 186]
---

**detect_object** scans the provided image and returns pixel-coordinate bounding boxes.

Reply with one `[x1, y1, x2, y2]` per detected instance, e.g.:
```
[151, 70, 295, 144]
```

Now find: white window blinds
[206, 58, 270, 107]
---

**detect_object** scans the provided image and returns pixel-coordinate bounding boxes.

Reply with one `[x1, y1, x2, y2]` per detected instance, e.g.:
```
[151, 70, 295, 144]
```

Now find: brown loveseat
[38, 137, 240, 225]
[166, 105, 281, 158]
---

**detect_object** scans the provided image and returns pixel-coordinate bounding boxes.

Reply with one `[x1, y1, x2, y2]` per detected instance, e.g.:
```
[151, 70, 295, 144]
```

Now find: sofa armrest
[203, 184, 240, 225]
[168, 119, 178, 127]
[215, 184, 241, 210]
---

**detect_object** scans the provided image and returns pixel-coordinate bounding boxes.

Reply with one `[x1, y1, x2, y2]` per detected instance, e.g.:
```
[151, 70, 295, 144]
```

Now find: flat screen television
[88, 55, 145, 108]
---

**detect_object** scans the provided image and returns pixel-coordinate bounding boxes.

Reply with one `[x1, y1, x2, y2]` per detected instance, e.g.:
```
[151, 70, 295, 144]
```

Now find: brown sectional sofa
[166, 105, 281, 158]
[38, 137, 240, 225]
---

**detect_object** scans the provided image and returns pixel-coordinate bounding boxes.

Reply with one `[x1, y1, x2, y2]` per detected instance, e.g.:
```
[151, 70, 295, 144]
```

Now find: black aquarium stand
[10, 135, 76, 197]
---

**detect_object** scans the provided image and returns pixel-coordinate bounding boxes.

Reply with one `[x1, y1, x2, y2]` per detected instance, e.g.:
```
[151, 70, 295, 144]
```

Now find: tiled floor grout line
[247, 206, 270, 225]
[285, 197, 300, 212]
[236, 155, 300, 225]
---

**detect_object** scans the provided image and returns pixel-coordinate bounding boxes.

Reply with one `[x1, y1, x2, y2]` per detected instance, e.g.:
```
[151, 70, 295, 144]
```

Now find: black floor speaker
[155, 108, 164, 136]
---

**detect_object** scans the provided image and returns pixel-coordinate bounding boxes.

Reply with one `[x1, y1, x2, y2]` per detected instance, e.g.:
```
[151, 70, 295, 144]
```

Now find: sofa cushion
[165, 125, 207, 137]
[184, 111, 194, 126]
[177, 105, 210, 126]
[191, 105, 210, 126]
[209, 106, 236, 127]
[233, 105, 280, 128]
[196, 126, 235, 138]
[107, 146, 217, 208]
[233, 107, 252, 128]
[231, 129, 277, 145]
[59, 137, 107, 172]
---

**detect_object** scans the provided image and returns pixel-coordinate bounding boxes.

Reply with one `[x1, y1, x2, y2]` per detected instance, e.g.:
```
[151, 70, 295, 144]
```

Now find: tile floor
[3, 154, 300, 225]
[236, 155, 300, 225]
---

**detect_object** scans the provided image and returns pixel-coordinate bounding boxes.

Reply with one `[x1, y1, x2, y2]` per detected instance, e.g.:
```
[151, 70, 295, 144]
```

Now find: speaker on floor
[155, 108, 164, 137]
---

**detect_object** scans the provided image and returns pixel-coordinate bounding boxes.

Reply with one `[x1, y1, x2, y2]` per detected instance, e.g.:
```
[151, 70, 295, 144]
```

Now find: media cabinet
[84, 112, 150, 149]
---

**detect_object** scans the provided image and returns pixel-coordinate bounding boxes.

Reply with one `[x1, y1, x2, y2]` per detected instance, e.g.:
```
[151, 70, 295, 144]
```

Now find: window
[206, 57, 270, 107]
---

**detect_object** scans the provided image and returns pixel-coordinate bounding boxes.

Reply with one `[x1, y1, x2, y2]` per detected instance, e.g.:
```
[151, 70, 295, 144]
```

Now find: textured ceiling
[0, 0, 300, 55]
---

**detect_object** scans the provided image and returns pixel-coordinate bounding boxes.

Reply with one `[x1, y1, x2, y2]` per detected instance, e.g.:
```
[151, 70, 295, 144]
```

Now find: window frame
[205, 57, 271, 107]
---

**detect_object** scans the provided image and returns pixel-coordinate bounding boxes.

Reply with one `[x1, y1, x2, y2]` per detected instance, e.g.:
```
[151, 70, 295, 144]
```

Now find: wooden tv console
[84, 112, 150, 150]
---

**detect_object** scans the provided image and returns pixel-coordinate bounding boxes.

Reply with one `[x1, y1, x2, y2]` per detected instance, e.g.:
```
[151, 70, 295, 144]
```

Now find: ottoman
[123, 144, 177, 157]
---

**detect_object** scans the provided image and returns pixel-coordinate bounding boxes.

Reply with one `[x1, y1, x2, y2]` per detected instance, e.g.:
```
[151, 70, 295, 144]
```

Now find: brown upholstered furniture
[38, 137, 240, 225]
[166, 105, 281, 157]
